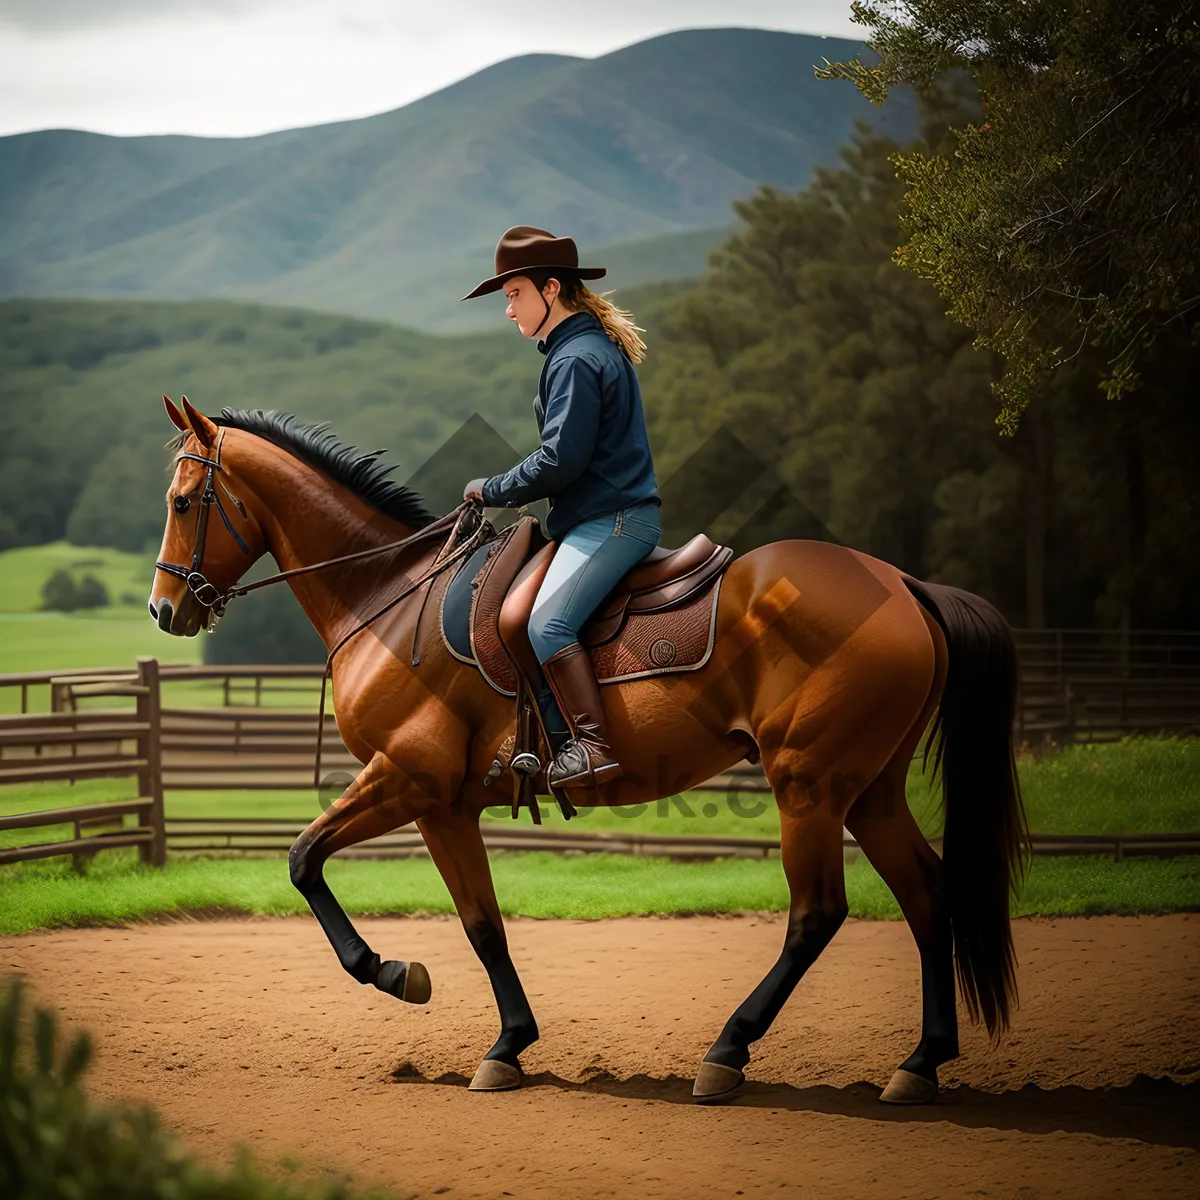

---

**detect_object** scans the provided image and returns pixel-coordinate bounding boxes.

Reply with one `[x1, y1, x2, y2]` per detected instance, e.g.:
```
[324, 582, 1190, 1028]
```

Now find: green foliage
[640, 112, 1200, 627]
[202, 567, 327, 666]
[819, 0, 1200, 427]
[0, 978, 393, 1199]
[38, 570, 82, 613]
[76, 575, 109, 609]
[37, 569, 108, 612]
[643, 117, 1015, 594]
[65, 439, 172, 554]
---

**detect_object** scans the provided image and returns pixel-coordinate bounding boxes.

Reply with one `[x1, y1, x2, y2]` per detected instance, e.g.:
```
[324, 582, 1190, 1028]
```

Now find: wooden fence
[1, 628, 1198, 869]
[0, 657, 165, 867]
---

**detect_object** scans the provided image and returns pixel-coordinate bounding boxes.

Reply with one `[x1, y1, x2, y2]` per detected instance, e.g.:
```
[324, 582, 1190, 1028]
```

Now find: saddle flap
[497, 540, 556, 680]
[468, 516, 545, 695]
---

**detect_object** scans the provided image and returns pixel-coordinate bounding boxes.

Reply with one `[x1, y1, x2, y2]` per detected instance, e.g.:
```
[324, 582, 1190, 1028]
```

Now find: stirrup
[548, 739, 622, 787]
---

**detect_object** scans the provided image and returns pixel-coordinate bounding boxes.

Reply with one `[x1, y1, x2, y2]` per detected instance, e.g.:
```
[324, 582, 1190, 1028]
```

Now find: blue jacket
[481, 311, 661, 541]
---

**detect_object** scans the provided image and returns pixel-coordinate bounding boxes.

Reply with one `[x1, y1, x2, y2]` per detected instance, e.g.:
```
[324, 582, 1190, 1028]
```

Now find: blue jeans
[528, 500, 661, 749]
[528, 499, 662, 662]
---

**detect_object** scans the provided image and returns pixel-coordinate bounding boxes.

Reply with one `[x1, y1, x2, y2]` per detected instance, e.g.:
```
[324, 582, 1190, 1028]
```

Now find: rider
[461, 226, 662, 789]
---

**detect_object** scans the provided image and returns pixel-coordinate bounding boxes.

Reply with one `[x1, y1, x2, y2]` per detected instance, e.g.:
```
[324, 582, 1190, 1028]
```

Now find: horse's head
[149, 396, 266, 636]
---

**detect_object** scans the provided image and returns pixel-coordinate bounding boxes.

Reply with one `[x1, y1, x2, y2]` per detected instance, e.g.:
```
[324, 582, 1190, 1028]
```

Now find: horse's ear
[180, 395, 218, 448]
[163, 395, 188, 432]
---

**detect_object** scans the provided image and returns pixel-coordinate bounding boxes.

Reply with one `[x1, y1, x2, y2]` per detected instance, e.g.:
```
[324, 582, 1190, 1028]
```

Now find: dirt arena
[4, 913, 1198, 1199]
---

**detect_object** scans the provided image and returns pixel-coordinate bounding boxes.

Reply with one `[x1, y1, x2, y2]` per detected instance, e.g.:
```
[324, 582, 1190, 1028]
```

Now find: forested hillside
[0, 282, 688, 558]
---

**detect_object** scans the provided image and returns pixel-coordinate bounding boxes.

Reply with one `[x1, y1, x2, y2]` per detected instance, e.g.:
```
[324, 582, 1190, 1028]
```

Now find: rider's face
[503, 275, 560, 338]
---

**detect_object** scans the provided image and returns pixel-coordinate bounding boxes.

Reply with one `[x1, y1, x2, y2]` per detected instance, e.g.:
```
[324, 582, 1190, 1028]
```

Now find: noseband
[155, 427, 252, 614]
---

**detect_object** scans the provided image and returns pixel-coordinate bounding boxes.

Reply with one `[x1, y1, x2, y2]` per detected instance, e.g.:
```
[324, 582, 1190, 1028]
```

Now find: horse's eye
[173, 495, 191, 515]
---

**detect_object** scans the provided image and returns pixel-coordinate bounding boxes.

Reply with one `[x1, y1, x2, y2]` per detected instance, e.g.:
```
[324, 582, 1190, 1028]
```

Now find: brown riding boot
[540, 641, 623, 788]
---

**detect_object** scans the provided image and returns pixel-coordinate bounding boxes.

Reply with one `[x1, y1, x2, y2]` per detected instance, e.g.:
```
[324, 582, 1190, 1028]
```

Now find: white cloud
[0, 1, 865, 137]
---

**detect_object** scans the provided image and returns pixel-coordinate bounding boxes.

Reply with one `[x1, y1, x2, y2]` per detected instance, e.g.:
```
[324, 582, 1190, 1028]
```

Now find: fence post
[136, 656, 166, 867]
[1063, 682, 1076, 748]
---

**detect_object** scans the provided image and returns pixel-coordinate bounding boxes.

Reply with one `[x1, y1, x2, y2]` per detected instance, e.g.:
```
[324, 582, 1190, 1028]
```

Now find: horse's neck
[238, 440, 422, 647]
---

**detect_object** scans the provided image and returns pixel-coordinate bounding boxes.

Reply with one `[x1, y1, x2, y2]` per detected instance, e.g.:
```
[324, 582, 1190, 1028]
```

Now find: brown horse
[150, 395, 1027, 1103]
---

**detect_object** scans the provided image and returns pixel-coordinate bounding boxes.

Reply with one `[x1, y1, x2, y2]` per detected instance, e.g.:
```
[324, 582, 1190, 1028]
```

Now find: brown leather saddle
[440, 513, 734, 822]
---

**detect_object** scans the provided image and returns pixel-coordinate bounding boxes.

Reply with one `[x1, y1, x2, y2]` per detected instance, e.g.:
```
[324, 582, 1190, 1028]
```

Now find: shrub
[0, 977, 394, 1199]
[76, 574, 109, 609]
[39, 569, 81, 612]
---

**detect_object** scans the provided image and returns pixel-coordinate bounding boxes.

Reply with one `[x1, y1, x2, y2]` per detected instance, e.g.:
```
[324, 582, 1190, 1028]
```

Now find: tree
[818, 1, 1200, 430]
[65, 441, 171, 554]
[641, 118, 1032, 612]
[40, 569, 82, 612]
[77, 574, 110, 609]
[638, 114, 1200, 628]
[202, 559, 326, 666]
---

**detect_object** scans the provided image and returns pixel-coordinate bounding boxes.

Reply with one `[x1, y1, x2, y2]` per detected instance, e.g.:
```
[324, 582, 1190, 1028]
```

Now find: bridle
[155, 427, 252, 615]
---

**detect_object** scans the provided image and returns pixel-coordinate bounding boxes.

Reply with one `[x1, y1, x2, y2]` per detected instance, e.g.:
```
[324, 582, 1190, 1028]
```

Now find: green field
[1, 847, 1196, 936]
[0, 609, 202, 679]
[0, 541, 202, 682]
[0, 541, 161, 614]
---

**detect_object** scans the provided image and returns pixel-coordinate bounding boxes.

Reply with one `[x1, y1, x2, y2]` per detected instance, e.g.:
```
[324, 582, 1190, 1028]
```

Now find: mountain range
[0, 27, 914, 332]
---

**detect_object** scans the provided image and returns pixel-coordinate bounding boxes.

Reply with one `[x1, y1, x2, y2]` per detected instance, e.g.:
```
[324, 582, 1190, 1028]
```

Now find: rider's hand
[463, 478, 488, 503]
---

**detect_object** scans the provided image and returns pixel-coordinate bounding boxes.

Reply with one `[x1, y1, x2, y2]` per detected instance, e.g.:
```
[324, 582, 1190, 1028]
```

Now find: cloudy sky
[0, 0, 863, 138]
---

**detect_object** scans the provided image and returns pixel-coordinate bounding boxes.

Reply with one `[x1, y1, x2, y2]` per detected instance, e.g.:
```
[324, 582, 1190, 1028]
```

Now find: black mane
[168, 408, 438, 529]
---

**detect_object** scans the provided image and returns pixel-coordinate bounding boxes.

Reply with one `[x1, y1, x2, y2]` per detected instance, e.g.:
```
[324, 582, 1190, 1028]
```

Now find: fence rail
[0, 657, 165, 868]
[1, 633, 1198, 869]
[158, 819, 1200, 864]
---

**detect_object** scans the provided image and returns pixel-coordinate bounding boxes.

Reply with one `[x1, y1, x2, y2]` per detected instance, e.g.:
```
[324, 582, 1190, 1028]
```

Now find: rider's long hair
[529, 270, 647, 364]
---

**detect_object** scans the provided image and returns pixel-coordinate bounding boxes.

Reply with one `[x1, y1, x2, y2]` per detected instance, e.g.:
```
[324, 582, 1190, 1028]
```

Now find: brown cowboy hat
[460, 225, 606, 301]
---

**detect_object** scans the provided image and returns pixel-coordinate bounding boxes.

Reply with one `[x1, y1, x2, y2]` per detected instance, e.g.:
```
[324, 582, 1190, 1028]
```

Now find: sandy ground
[4, 913, 1198, 1199]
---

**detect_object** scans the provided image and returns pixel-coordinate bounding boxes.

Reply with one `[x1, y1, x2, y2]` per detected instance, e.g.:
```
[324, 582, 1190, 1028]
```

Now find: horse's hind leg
[693, 575, 941, 1103]
[845, 761, 957, 1104]
[844, 622, 956, 1104]
[693, 796, 848, 1102]
[289, 751, 443, 1004]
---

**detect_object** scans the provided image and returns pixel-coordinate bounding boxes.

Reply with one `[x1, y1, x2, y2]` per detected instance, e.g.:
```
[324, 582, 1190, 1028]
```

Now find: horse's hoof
[879, 1068, 938, 1105]
[375, 960, 432, 1005]
[468, 1058, 523, 1091]
[692, 1060, 745, 1103]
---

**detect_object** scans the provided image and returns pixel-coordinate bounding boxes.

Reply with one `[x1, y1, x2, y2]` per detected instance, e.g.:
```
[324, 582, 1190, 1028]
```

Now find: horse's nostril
[148, 599, 157, 619]
[156, 598, 174, 633]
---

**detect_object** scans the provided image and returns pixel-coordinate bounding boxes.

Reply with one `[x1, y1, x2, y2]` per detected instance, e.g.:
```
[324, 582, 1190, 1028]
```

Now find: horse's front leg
[289, 750, 445, 1002]
[417, 794, 539, 1092]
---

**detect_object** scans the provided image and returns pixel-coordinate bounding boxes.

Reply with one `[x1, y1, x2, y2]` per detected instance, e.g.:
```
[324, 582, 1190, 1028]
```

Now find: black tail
[902, 574, 1030, 1038]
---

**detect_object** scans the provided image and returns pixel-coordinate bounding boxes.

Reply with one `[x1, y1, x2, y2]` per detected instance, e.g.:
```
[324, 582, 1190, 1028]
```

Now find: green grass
[0, 848, 1196, 935]
[1012, 736, 1200, 833]
[0, 609, 199, 680]
[0, 540, 202, 685]
[2, 735, 1197, 844]
[0, 541, 160, 614]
